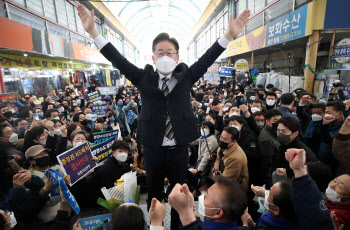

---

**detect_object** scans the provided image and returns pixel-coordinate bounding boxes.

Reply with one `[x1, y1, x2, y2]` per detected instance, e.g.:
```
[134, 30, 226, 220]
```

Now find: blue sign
[333, 44, 350, 58]
[126, 110, 137, 125]
[266, 4, 308, 46]
[45, 169, 80, 214]
[329, 59, 350, 70]
[79, 213, 112, 230]
[92, 104, 108, 118]
[97, 87, 118, 95]
[219, 67, 234, 77]
[324, 0, 350, 30]
[22, 79, 33, 94]
[92, 129, 119, 145]
[86, 91, 102, 102]
[91, 137, 115, 162]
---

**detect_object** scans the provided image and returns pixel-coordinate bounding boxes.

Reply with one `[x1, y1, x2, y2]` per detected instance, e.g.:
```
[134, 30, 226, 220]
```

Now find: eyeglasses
[154, 51, 178, 57]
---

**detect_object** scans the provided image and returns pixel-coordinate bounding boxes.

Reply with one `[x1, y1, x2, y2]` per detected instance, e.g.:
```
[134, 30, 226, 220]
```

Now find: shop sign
[0, 54, 96, 70]
[266, 4, 308, 46]
[0, 93, 17, 103]
[329, 39, 350, 70]
[234, 59, 249, 70]
[219, 67, 234, 77]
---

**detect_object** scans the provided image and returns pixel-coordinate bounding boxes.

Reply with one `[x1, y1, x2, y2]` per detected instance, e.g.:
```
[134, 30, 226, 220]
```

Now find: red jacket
[327, 200, 350, 230]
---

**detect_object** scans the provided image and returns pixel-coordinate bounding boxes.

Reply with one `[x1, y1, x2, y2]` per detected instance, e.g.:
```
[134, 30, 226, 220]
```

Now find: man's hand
[241, 208, 255, 228]
[225, 10, 251, 40]
[63, 174, 71, 185]
[240, 104, 250, 117]
[190, 169, 198, 175]
[77, 5, 99, 39]
[331, 211, 345, 230]
[12, 154, 22, 162]
[285, 148, 307, 178]
[95, 122, 102, 130]
[250, 184, 266, 197]
[60, 125, 68, 137]
[323, 115, 336, 125]
[46, 121, 55, 132]
[299, 95, 311, 105]
[276, 168, 286, 176]
[13, 170, 31, 188]
[344, 99, 350, 111]
[149, 198, 166, 227]
[43, 175, 53, 192]
[168, 184, 196, 226]
[73, 221, 83, 230]
[339, 116, 350, 135]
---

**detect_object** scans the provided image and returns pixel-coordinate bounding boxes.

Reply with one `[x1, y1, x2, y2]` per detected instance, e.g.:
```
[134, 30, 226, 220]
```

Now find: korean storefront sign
[329, 38, 350, 70]
[265, 4, 308, 46]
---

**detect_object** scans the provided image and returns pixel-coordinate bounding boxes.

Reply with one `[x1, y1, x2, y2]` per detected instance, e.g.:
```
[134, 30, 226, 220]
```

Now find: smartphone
[50, 96, 56, 100]
[9, 159, 21, 173]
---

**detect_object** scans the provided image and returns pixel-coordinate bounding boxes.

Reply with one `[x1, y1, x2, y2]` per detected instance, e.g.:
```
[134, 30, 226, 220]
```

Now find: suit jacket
[100, 41, 225, 147]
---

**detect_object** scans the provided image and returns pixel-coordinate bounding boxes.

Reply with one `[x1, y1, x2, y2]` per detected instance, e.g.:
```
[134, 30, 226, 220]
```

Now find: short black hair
[112, 204, 145, 230]
[278, 117, 300, 133]
[17, 106, 31, 118]
[306, 161, 333, 192]
[214, 176, 248, 222]
[265, 109, 282, 120]
[14, 118, 26, 127]
[73, 112, 85, 122]
[266, 84, 274, 89]
[326, 100, 345, 115]
[273, 180, 297, 221]
[112, 140, 130, 152]
[252, 111, 265, 118]
[201, 121, 215, 135]
[207, 112, 217, 121]
[45, 109, 59, 118]
[313, 103, 326, 112]
[229, 115, 245, 126]
[0, 124, 9, 137]
[223, 126, 239, 141]
[280, 93, 295, 106]
[266, 92, 277, 98]
[152, 33, 179, 53]
[123, 136, 131, 143]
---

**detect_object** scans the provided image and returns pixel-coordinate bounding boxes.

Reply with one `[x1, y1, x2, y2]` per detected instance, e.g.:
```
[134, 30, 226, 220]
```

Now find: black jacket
[100, 41, 225, 147]
[273, 137, 317, 178]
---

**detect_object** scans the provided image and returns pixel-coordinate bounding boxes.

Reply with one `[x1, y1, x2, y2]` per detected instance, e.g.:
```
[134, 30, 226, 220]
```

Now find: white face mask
[116, 152, 128, 162]
[9, 133, 18, 143]
[10, 109, 16, 114]
[257, 121, 265, 129]
[230, 124, 241, 131]
[224, 93, 227, 97]
[312, 114, 323, 122]
[250, 96, 256, 100]
[155, 55, 177, 75]
[263, 191, 275, 213]
[229, 112, 239, 117]
[223, 107, 229, 112]
[266, 100, 275, 106]
[58, 107, 64, 113]
[53, 117, 60, 121]
[54, 129, 62, 136]
[292, 112, 297, 115]
[324, 114, 333, 117]
[198, 194, 220, 218]
[200, 128, 210, 137]
[245, 74, 248, 77]
[73, 141, 84, 148]
[276, 94, 281, 99]
[326, 185, 350, 203]
[76, 99, 81, 105]
[251, 107, 260, 113]
[188, 151, 192, 157]
[86, 113, 93, 120]
[209, 98, 214, 104]
[40, 139, 47, 146]
[73, 103, 77, 106]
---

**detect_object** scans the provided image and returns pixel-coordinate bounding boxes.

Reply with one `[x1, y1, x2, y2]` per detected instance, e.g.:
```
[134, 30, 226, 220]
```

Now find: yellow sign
[0, 54, 108, 70]
[235, 59, 249, 70]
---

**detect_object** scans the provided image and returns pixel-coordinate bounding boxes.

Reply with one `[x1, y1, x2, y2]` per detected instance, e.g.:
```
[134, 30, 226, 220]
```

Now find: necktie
[162, 77, 174, 140]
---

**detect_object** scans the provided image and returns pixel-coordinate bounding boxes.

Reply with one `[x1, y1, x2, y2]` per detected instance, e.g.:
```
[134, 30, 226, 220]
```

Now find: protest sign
[92, 104, 108, 118]
[126, 110, 137, 125]
[79, 213, 112, 230]
[86, 91, 102, 102]
[56, 142, 97, 186]
[45, 169, 80, 214]
[91, 137, 114, 162]
[92, 130, 119, 145]
[97, 87, 118, 95]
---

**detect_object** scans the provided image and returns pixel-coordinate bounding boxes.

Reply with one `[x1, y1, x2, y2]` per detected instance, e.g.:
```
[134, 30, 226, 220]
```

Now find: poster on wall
[22, 79, 33, 94]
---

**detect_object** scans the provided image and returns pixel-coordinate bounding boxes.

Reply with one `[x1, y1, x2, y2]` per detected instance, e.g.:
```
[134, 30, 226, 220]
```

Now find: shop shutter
[66, 3, 76, 32]
[8, 4, 46, 31]
[44, 0, 57, 23]
[55, 0, 68, 27]
[11, 0, 25, 6]
[27, 0, 43, 15]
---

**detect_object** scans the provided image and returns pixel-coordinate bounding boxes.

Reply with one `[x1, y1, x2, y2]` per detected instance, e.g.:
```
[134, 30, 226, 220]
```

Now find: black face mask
[80, 119, 88, 126]
[3, 111, 13, 118]
[34, 156, 50, 167]
[219, 140, 231, 150]
[259, 94, 265, 99]
[272, 122, 279, 131]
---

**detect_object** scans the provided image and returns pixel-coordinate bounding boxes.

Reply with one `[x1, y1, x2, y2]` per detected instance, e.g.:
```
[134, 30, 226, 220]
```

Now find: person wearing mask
[0, 125, 24, 161]
[0, 105, 18, 127]
[112, 99, 131, 138]
[252, 111, 265, 130]
[279, 93, 299, 122]
[250, 100, 263, 114]
[78, 5, 250, 229]
[304, 103, 326, 156]
[24, 145, 70, 223]
[274, 117, 317, 178]
[266, 84, 274, 92]
[258, 109, 282, 187]
[228, 116, 261, 188]
[13, 119, 28, 134]
[319, 100, 345, 164]
[265, 92, 278, 110]
[213, 126, 249, 191]
[241, 180, 299, 230]
[33, 108, 44, 120]
[72, 112, 90, 133]
[168, 176, 248, 230]
[41, 109, 60, 127]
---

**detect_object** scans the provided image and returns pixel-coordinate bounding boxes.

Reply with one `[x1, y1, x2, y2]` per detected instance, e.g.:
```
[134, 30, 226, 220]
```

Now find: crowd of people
[0, 75, 349, 230]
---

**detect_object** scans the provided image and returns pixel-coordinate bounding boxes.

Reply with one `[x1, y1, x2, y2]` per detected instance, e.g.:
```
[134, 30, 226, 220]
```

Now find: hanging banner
[45, 169, 80, 214]
[219, 67, 234, 77]
[56, 142, 97, 186]
[86, 91, 102, 102]
[92, 130, 119, 145]
[91, 137, 115, 162]
[97, 87, 118, 95]
[92, 104, 108, 118]
[22, 79, 33, 94]
[265, 4, 308, 47]
[78, 213, 113, 230]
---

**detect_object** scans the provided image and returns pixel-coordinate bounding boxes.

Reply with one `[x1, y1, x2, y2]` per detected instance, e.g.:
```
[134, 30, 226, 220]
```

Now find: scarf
[305, 120, 321, 139]
[204, 219, 237, 230]
[256, 211, 299, 230]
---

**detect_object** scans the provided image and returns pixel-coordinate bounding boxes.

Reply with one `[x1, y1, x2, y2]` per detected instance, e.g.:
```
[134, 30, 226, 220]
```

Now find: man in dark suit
[77, 5, 250, 229]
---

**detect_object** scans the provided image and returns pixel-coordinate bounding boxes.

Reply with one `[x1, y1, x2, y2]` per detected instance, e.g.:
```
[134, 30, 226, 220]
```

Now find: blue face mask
[117, 102, 123, 107]
[109, 118, 115, 123]
[19, 125, 26, 131]
[125, 102, 129, 105]
[38, 112, 44, 118]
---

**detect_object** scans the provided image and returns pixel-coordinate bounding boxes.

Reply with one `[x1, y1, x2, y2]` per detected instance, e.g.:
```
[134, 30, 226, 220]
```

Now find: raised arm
[77, 5, 144, 86]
